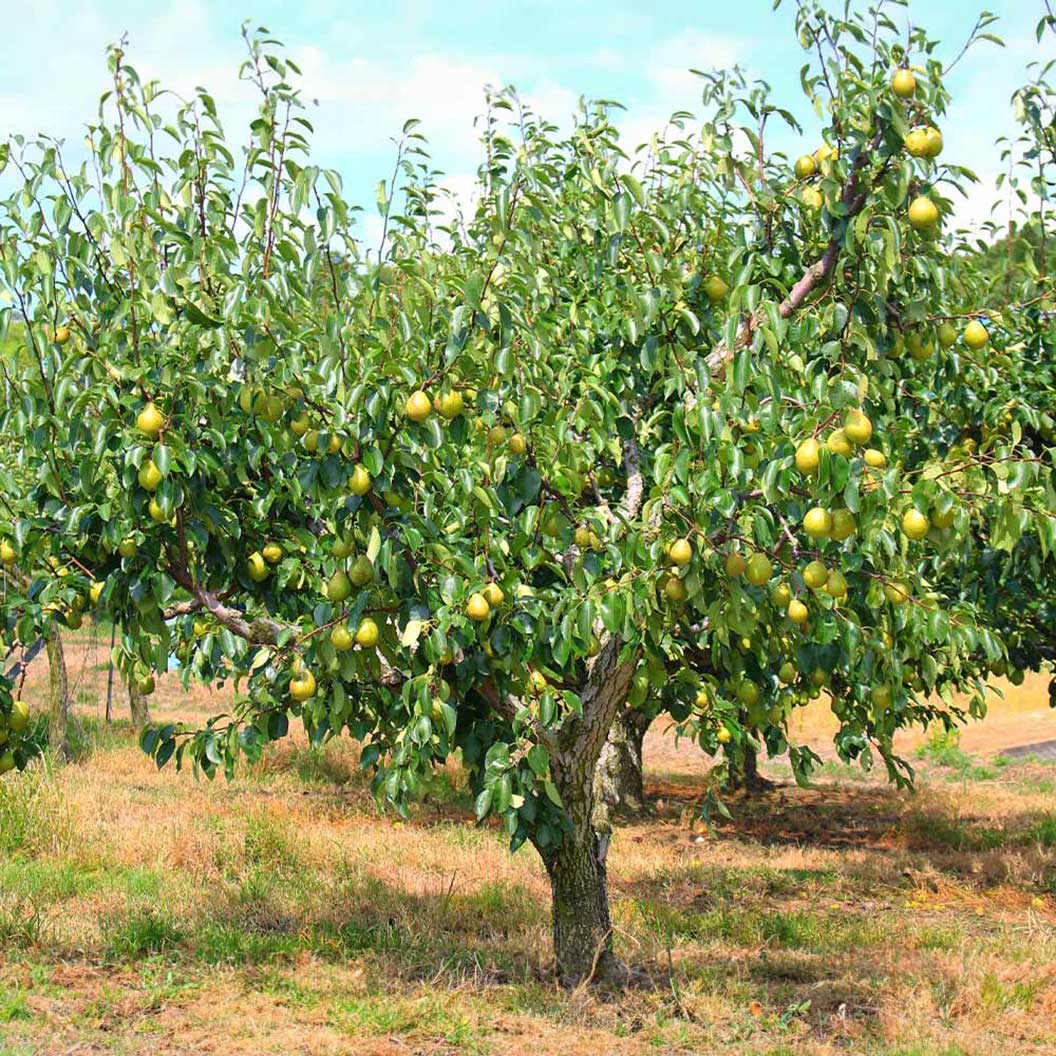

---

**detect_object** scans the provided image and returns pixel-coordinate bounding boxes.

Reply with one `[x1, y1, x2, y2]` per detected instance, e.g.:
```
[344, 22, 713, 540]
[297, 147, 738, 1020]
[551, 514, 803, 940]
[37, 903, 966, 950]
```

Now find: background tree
[1, 6, 1054, 988]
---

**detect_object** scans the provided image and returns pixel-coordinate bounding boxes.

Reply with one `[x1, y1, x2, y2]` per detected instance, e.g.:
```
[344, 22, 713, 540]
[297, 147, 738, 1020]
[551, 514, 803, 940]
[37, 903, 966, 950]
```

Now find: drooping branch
[164, 552, 404, 688]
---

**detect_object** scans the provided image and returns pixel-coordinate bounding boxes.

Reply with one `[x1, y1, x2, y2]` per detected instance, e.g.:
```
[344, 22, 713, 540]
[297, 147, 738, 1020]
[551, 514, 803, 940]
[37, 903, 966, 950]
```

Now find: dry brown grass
[0, 630, 1053, 1055]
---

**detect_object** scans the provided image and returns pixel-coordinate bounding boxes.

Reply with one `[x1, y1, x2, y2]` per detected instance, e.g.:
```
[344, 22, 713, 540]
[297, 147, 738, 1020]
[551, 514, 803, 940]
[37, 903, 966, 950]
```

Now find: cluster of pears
[331, 617, 379, 652]
[133, 401, 176, 528]
[660, 536, 700, 602]
[467, 581, 505, 621]
[288, 408, 342, 456]
[239, 384, 288, 424]
[403, 386, 528, 456]
[795, 409, 881, 476]
[289, 657, 317, 702]
[791, 143, 837, 211]
[901, 499, 956, 542]
[723, 548, 774, 588]
[888, 65, 944, 231]
[247, 543, 284, 583]
[892, 317, 989, 362]
[293, 413, 374, 497]
[0, 699, 31, 775]
[891, 67, 943, 158]
[325, 554, 375, 603]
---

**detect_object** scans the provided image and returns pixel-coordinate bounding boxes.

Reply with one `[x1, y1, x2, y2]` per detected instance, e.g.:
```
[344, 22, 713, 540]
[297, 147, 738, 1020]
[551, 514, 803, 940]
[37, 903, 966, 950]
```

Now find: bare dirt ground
[643, 670, 1056, 782]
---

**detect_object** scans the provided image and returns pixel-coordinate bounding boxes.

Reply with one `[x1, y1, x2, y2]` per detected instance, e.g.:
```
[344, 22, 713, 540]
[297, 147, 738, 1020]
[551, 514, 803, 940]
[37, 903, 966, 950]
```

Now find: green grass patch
[327, 992, 483, 1050]
[0, 990, 32, 1024]
[104, 908, 185, 959]
[1022, 814, 1056, 847]
[193, 922, 302, 965]
[979, 970, 1042, 1011]
[634, 899, 887, 954]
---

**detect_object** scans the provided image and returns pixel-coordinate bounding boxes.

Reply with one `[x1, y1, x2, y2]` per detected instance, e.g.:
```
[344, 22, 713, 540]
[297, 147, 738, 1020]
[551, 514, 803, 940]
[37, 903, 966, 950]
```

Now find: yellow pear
[908, 196, 939, 231]
[289, 666, 316, 701]
[800, 187, 823, 211]
[438, 391, 464, 419]
[963, 320, 989, 350]
[901, 509, 930, 541]
[355, 618, 379, 648]
[904, 128, 930, 157]
[331, 625, 354, 651]
[803, 560, 828, 589]
[466, 593, 490, 621]
[136, 402, 166, 437]
[843, 410, 872, 446]
[884, 580, 911, 605]
[247, 552, 269, 582]
[669, 538, 693, 566]
[803, 507, 833, 539]
[826, 429, 853, 458]
[795, 437, 820, 474]
[724, 550, 747, 577]
[745, 552, 773, 587]
[664, 576, 688, 602]
[891, 68, 916, 98]
[923, 126, 943, 158]
[830, 509, 857, 542]
[348, 464, 372, 496]
[405, 391, 432, 422]
[138, 459, 163, 491]
[703, 275, 729, 304]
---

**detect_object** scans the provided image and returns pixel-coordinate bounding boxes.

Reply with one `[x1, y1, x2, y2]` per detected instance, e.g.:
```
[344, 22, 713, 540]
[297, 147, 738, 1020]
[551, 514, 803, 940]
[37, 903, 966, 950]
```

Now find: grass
[0, 646, 1053, 1055]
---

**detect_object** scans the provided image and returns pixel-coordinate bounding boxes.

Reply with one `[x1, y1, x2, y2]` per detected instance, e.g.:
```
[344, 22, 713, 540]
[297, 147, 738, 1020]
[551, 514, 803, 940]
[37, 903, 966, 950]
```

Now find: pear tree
[1, 6, 1054, 988]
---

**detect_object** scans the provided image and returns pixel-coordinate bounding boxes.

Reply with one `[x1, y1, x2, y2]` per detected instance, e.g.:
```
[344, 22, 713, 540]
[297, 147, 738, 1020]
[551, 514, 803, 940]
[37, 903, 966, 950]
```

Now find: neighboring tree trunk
[45, 626, 71, 762]
[724, 728, 773, 793]
[533, 636, 639, 988]
[594, 708, 651, 819]
[128, 678, 151, 731]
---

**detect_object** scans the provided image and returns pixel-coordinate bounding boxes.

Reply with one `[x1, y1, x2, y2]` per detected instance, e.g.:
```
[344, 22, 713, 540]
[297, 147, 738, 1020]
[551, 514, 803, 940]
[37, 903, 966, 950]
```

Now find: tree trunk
[536, 634, 639, 987]
[45, 627, 71, 762]
[128, 678, 151, 731]
[594, 708, 651, 820]
[725, 736, 773, 793]
[541, 828, 622, 988]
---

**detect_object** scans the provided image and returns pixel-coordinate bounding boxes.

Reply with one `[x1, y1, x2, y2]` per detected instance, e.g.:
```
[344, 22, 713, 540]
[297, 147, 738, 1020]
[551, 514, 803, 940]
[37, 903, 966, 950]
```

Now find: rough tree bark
[534, 634, 639, 987]
[594, 708, 652, 819]
[127, 678, 151, 731]
[45, 626, 71, 762]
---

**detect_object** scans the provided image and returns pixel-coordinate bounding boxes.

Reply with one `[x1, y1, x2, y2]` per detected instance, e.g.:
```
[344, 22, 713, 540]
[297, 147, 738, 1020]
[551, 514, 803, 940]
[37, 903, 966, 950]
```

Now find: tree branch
[706, 124, 885, 379]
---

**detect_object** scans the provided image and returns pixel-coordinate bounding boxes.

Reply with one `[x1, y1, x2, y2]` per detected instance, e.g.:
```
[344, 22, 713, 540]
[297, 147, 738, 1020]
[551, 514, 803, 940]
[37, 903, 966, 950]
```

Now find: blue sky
[0, 1, 1048, 235]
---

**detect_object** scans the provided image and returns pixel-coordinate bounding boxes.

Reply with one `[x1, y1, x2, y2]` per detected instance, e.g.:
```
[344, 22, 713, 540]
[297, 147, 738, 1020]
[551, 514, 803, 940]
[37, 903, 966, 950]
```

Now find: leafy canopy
[0, 7, 1053, 845]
